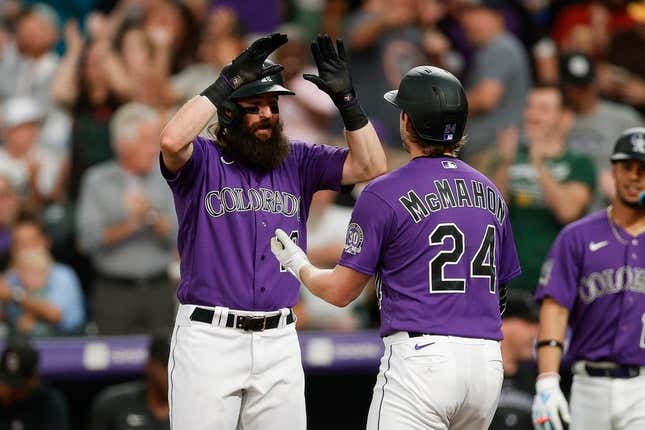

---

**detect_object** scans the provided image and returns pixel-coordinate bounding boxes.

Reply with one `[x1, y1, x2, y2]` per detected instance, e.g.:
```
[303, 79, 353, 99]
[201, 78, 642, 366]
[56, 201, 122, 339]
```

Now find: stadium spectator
[458, 0, 531, 173]
[76, 103, 177, 335]
[0, 338, 69, 430]
[0, 176, 19, 271]
[89, 334, 170, 430]
[52, 20, 128, 201]
[490, 290, 540, 430]
[0, 3, 60, 105]
[0, 217, 85, 337]
[491, 85, 596, 292]
[601, 1, 645, 114]
[560, 52, 643, 209]
[550, 0, 633, 57]
[343, 0, 428, 146]
[276, 24, 337, 144]
[0, 97, 67, 213]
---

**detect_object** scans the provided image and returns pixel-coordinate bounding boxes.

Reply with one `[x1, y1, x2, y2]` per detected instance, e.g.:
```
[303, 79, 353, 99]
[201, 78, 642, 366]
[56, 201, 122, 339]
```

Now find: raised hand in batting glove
[532, 373, 570, 430]
[201, 33, 288, 106]
[303, 34, 368, 131]
[271, 229, 311, 282]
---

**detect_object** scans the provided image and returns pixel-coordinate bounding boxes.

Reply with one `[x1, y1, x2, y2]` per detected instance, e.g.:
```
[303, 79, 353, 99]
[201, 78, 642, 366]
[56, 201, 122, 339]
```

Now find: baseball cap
[610, 127, 645, 162]
[502, 290, 539, 323]
[2, 97, 45, 128]
[0, 340, 39, 387]
[560, 52, 596, 86]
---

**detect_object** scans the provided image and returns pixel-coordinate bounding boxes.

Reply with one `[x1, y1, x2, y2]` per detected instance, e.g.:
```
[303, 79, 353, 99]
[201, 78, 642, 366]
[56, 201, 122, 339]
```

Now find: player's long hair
[404, 120, 466, 157]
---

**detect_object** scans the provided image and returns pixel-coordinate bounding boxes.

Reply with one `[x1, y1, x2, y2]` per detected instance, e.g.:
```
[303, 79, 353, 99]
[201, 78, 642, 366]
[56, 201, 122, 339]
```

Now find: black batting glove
[201, 33, 288, 107]
[499, 283, 508, 316]
[303, 34, 368, 131]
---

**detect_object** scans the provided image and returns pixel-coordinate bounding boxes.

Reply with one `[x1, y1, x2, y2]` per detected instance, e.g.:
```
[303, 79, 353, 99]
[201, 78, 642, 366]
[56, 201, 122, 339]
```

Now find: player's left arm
[303, 35, 387, 185]
[271, 229, 370, 306]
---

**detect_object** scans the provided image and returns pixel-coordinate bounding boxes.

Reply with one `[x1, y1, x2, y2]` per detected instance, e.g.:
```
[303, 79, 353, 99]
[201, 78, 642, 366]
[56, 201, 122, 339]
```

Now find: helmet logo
[260, 76, 273, 83]
[443, 123, 456, 141]
[631, 133, 645, 154]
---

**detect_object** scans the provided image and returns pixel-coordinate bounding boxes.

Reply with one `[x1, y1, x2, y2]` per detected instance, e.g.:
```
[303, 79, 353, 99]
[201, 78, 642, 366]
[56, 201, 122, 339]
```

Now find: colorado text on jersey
[398, 178, 506, 224]
[204, 186, 300, 218]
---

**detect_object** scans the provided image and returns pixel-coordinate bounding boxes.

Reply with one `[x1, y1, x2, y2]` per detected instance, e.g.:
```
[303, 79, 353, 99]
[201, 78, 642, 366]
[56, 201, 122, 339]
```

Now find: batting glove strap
[532, 374, 570, 430]
[337, 99, 368, 131]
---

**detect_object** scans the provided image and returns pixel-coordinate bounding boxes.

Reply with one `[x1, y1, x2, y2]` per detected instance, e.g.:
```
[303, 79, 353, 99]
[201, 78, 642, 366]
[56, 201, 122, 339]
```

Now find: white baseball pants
[570, 365, 645, 430]
[366, 331, 503, 430]
[168, 304, 305, 430]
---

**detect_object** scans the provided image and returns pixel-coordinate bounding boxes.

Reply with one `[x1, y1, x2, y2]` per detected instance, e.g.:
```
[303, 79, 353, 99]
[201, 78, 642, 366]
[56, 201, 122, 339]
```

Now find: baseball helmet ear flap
[217, 100, 243, 128]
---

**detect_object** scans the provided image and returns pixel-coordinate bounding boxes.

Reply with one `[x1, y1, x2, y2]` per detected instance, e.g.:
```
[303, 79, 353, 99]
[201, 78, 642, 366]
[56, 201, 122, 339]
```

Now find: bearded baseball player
[272, 66, 522, 430]
[159, 33, 386, 429]
[532, 127, 645, 430]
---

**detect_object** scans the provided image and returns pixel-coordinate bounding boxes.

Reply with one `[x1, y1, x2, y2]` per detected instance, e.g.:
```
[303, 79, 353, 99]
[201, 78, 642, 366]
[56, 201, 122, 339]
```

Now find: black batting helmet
[610, 127, 645, 163]
[218, 60, 295, 128]
[384, 66, 468, 144]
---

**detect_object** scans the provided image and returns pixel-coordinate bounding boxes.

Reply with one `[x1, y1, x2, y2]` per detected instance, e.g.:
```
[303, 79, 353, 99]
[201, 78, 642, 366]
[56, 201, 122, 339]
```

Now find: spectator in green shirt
[492, 85, 596, 292]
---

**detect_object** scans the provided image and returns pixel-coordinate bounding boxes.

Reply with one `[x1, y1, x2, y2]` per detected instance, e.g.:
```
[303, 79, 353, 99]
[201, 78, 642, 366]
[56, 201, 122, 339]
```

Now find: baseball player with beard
[532, 127, 645, 430]
[159, 33, 386, 429]
[272, 66, 522, 430]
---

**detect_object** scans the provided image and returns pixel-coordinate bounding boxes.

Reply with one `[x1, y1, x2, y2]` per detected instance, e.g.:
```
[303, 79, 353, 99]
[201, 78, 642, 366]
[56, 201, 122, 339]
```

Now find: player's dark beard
[217, 120, 289, 173]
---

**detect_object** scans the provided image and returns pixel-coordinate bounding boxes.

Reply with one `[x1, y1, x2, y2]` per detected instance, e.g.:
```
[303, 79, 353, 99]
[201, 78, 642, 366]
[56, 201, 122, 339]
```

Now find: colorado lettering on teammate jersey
[577, 266, 645, 303]
[398, 178, 506, 224]
[204, 187, 300, 218]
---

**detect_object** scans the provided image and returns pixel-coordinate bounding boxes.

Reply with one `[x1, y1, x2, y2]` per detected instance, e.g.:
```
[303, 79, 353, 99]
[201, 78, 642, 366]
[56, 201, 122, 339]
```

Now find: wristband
[536, 339, 564, 350]
[338, 101, 368, 131]
[200, 77, 234, 107]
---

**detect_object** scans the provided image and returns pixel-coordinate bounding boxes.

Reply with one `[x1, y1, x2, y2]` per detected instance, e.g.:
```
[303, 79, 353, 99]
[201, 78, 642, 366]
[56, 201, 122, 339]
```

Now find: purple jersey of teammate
[536, 209, 645, 366]
[162, 136, 348, 311]
[339, 157, 521, 339]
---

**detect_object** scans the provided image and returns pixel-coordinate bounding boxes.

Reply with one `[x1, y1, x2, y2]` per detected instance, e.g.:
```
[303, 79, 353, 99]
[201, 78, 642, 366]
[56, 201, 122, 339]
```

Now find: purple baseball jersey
[161, 136, 348, 311]
[339, 157, 521, 339]
[535, 209, 645, 366]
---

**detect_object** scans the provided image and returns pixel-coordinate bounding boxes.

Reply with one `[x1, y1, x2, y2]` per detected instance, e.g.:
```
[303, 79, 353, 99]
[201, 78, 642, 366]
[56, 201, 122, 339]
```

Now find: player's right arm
[536, 297, 569, 374]
[160, 96, 214, 172]
[160, 33, 289, 173]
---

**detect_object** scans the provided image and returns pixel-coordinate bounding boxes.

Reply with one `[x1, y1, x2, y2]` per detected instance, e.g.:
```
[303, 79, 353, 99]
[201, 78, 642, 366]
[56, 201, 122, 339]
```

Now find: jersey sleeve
[338, 190, 393, 275]
[498, 214, 522, 284]
[160, 136, 208, 196]
[534, 226, 581, 309]
[298, 142, 349, 192]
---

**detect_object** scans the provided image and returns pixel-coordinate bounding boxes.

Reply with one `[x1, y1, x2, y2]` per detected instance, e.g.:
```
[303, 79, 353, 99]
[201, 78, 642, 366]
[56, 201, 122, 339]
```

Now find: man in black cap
[490, 290, 539, 430]
[89, 334, 171, 430]
[0, 338, 68, 430]
[532, 127, 645, 430]
[560, 51, 643, 210]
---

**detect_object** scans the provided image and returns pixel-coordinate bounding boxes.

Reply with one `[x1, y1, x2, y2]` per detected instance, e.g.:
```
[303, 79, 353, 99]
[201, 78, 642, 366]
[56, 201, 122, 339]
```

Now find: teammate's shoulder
[559, 209, 607, 236]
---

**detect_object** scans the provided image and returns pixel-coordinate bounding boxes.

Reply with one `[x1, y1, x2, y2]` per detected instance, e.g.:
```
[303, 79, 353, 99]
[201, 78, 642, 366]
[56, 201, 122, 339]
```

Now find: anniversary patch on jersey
[344, 222, 364, 255]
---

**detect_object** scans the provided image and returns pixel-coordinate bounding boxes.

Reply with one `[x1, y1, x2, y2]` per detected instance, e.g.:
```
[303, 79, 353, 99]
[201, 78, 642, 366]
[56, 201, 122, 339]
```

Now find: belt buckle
[238, 315, 267, 332]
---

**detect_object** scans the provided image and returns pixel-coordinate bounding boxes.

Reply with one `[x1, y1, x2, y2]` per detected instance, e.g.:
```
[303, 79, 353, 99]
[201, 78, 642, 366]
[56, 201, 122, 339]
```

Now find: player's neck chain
[607, 206, 631, 246]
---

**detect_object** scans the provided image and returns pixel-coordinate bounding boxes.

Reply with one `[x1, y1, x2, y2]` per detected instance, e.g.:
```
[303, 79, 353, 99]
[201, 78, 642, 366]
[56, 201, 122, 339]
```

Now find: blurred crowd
[0, 0, 642, 337]
[0, 0, 643, 428]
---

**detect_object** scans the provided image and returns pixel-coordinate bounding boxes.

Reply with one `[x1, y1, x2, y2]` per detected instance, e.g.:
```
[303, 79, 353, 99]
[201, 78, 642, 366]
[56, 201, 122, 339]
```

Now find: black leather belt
[189, 307, 295, 332]
[408, 332, 435, 338]
[585, 363, 644, 379]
